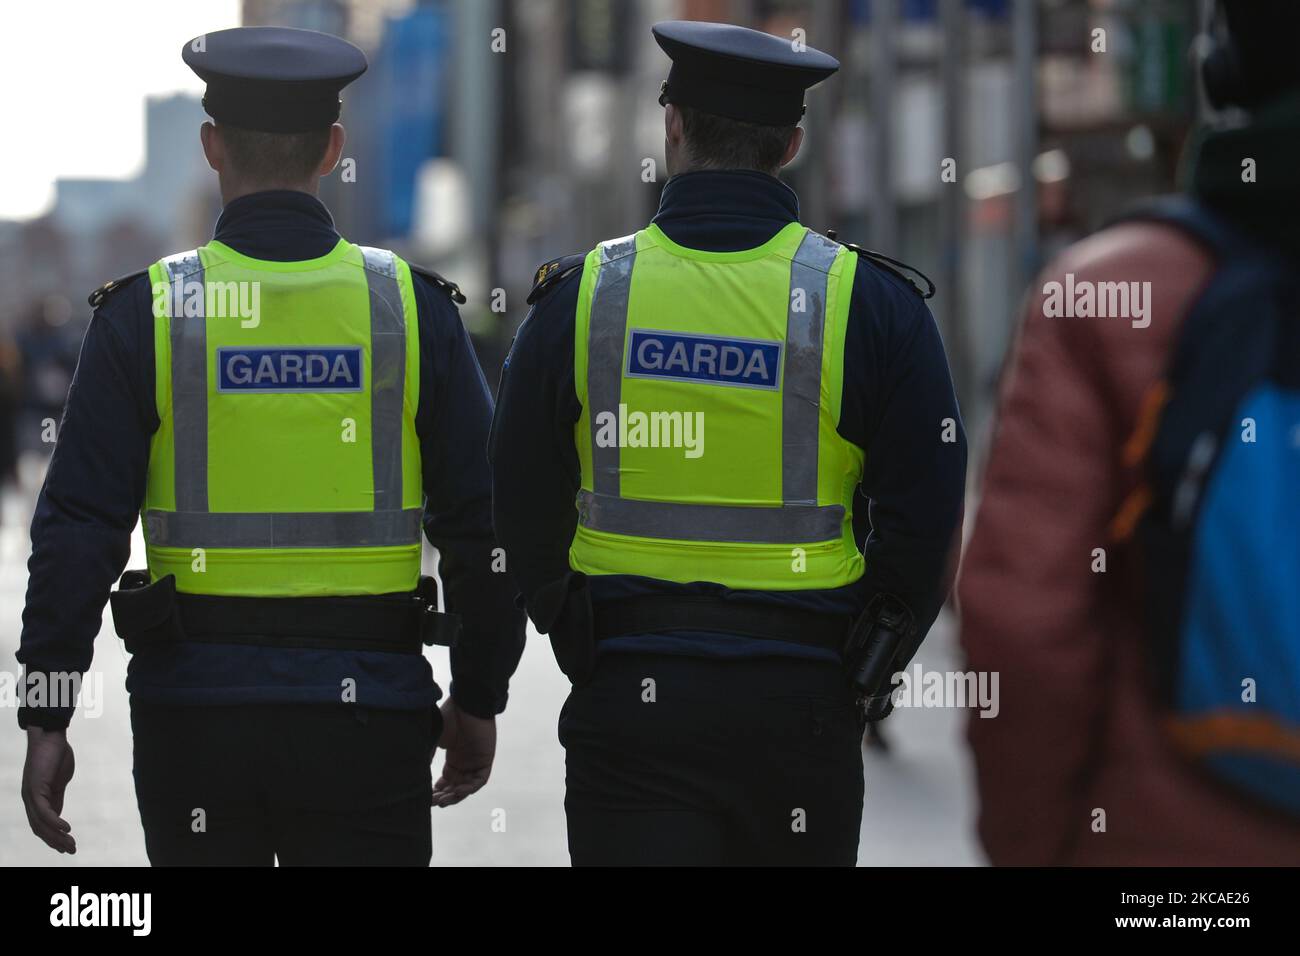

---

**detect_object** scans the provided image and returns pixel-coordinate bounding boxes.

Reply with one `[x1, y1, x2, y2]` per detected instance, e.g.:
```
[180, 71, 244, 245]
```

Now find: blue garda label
[624, 329, 782, 390]
[217, 347, 363, 393]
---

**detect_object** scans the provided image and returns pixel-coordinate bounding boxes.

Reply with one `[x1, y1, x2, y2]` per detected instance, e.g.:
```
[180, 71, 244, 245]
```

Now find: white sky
[0, 0, 240, 220]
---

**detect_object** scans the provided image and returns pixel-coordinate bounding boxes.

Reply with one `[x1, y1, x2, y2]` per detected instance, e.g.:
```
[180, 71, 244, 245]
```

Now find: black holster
[843, 593, 916, 721]
[109, 571, 185, 653]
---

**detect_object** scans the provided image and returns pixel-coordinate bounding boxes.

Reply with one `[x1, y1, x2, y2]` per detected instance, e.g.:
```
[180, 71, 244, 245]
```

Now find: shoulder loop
[88, 269, 148, 308]
[793, 229, 842, 271]
[831, 234, 935, 299]
[358, 245, 399, 278]
[527, 253, 586, 305]
[409, 263, 467, 305]
[598, 233, 638, 262]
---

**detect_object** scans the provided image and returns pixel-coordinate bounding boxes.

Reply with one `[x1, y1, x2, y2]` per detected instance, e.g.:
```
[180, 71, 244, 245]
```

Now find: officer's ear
[779, 126, 804, 170]
[664, 104, 686, 151]
[316, 124, 347, 178]
[200, 121, 224, 174]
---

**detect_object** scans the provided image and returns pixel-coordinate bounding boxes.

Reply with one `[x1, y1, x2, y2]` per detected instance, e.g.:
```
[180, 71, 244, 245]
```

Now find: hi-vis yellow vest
[142, 239, 422, 597]
[570, 221, 865, 591]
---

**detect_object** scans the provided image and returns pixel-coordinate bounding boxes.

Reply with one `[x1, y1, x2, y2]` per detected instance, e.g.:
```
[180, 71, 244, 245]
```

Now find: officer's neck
[219, 179, 319, 208]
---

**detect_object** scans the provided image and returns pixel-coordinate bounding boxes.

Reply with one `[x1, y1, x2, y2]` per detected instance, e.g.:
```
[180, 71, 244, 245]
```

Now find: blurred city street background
[0, 0, 1205, 865]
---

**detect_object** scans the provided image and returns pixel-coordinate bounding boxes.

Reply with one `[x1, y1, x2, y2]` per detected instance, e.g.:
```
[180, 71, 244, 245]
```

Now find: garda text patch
[217, 347, 363, 393]
[625, 329, 782, 391]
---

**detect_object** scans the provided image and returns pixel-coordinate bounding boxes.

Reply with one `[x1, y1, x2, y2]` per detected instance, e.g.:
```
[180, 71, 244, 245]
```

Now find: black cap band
[203, 82, 342, 133]
[660, 63, 806, 125]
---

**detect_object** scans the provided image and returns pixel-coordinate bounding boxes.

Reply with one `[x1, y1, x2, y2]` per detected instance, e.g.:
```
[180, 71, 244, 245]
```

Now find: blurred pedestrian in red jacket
[960, 0, 1300, 865]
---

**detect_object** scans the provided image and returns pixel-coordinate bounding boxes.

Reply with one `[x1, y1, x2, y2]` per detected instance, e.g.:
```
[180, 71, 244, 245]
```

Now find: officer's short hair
[679, 106, 797, 176]
[216, 124, 333, 184]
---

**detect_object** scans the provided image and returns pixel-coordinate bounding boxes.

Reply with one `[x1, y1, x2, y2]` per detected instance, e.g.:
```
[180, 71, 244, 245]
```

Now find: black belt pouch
[109, 571, 184, 653]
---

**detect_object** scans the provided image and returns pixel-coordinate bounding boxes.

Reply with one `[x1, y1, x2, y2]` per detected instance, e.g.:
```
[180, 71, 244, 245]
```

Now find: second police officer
[492, 21, 968, 865]
[18, 27, 525, 865]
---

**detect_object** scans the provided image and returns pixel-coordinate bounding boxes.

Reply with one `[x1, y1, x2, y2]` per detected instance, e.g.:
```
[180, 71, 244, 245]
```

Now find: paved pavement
[0, 462, 985, 866]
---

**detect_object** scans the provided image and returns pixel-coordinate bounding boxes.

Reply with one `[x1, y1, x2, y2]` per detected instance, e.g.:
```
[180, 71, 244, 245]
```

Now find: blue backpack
[1117, 196, 1300, 816]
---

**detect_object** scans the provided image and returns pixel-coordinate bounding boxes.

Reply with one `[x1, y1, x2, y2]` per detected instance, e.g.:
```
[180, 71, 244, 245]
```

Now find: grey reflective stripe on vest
[155, 246, 416, 552]
[165, 252, 208, 513]
[782, 230, 839, 505]
[586, 235, 638, 497]
[577, 490, 844, 545]
[360, 246, 406, 514]
[580, 227, 845, 545]
[144, 508, 422, 549]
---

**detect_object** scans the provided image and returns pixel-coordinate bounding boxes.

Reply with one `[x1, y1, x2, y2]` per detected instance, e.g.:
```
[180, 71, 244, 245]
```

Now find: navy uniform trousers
[131, 701, 439, 866]
[560, 653, 865, 866]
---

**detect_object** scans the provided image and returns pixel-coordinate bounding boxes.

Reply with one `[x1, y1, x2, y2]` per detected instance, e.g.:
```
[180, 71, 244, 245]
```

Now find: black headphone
[1199, 1, 1249, 110]
[1198, 0, 1300, 111]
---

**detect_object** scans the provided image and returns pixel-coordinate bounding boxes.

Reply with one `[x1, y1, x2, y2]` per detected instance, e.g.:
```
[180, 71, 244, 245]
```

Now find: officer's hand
[21, 727, 76, 854]
[432, 699, 496, 808]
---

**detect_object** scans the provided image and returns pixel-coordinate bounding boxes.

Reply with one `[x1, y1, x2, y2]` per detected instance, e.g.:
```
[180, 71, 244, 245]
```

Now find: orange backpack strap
[1108, 380, 1170, 543]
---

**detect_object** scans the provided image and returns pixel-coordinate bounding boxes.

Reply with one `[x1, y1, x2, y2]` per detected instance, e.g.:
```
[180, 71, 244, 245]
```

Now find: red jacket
[959, 221, 1300, 865]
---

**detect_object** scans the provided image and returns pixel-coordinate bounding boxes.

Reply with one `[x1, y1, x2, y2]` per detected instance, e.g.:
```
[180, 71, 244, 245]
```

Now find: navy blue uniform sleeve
[412, 275, 526, 718]
[487, 270, 584, 633]
[838, 262, 968, 653]
[17, 277, 158, 730]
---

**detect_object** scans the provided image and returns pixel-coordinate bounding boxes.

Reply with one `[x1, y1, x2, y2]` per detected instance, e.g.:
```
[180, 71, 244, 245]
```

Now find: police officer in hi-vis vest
[492, 21, 967, 866]
[18, 27, 524, 865]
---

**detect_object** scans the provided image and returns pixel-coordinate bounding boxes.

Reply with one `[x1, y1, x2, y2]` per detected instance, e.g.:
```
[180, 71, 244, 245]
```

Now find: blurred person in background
[960, 0, 1300, 865]
[492, 21, 966, 866]
[18, 26, 524, 865]
[0, 331, 20, 491]
[16, 297, 78, 455]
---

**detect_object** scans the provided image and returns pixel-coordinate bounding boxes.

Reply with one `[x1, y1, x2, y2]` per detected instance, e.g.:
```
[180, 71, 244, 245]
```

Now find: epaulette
[87, 269, 148, 308]
[409, 264, 467, 305]
[826, 231, 936, 300]
[527, 253, 585, 305]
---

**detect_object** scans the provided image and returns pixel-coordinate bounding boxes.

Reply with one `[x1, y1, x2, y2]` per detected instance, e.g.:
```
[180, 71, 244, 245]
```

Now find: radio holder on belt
[843, 593, 917, 721]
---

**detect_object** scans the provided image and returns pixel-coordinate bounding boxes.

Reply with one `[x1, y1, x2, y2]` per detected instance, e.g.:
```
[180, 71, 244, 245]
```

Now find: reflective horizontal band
[577, 490, 844, 545]
[144, 509, 423, 549]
